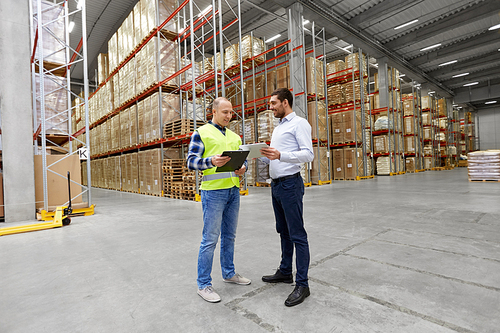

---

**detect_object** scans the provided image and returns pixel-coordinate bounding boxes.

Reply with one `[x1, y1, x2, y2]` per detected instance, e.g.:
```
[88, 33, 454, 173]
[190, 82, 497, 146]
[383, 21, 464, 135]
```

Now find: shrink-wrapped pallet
[343, 110, 370, 147]
[423, 128, 432, 140]
[307, 101, 328, 141]
[120, 108, 130, 148]
[246, 159, 256, 186]
[32, 0, 66, 65]
[137, 100, 145, 144]
[439, 118, 447, 129]
[404, 117, 415, 135]
[256, 159, 271, 183]
[229, 120, 241, 136]
[111, 114, 120, 150]
[161, 93, 181, 125]
[310, 147, 330, 185]
[258, 110, 279, 142]
[376, 156, 400, 175]
[224, 44, 239, 70]
[306, 57, 325, 97]
[404, 136, 416, 154]
[403, 100, 414, 116]
[345, 53, 367, 73]
[129, 104, 138, 146]
[373, 135, 394, 153]
[421, 96, 431, 110]
[327, 84, 344, 106]
[240, 35, 265, 69]
[422, 112, 430, 126]
[34, 74, 68, 135]
[244, 118, 256, 144]
[143, 95, 152, 142]
[98, 53, 109, 84]
[343, 79, 367, 103]
[437, 98, 447, 117]
[326, 60, 346, 79]
[150, 94, 160, 141]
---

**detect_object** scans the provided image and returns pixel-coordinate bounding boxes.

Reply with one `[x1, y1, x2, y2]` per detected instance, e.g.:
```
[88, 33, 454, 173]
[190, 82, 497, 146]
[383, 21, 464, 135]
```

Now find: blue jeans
[271, 176, 310, 287]
[197, 186, 240, 289]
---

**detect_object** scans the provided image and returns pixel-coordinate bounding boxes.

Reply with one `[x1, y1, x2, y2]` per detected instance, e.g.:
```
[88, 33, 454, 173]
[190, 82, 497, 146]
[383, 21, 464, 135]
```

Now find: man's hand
[234, 165, 246, 176]
[211, 154, 231, 167]
[260, 147, 281, 160]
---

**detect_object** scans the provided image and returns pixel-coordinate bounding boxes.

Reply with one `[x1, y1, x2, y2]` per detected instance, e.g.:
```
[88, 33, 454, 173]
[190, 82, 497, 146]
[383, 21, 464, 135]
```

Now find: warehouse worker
[187, 97, 251, 303]
[260, 88, 314, 307]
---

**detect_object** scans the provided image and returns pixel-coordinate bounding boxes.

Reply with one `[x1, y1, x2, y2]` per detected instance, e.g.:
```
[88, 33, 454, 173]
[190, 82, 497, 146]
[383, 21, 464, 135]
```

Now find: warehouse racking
[31, 0, 92, 211]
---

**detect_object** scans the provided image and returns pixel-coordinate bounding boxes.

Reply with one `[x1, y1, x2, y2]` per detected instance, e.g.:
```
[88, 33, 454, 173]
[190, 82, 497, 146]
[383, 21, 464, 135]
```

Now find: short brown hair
[271, 88, 293, 108]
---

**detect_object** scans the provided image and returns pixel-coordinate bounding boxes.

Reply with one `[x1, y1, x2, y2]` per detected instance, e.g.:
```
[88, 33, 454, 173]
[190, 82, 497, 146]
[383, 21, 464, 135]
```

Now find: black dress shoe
[262, 269, 293, 283]
[285, 285, 310, 307]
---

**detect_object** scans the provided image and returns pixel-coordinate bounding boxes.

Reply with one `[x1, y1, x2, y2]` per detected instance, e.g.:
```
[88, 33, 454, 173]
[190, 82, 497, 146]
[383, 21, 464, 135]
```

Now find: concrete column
[377, 57, 390, 108]
[0, 1, 36, 221]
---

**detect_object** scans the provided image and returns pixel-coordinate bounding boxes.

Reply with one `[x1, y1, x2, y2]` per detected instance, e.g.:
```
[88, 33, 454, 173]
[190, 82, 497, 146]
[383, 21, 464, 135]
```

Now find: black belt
[272, 172, 300, 183]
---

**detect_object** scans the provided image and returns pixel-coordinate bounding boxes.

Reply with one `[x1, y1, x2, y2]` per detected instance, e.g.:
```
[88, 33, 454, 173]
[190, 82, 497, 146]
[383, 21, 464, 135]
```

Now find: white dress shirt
[262, 112, 314, 179]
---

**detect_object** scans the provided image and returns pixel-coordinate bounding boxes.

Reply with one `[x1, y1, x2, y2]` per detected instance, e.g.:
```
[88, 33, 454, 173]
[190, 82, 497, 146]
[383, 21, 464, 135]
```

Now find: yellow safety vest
[197, 123, 241, 190]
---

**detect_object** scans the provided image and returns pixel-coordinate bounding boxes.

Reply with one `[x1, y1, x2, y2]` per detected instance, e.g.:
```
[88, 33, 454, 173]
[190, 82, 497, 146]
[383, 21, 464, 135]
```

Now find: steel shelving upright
[30, 0, 92, 212]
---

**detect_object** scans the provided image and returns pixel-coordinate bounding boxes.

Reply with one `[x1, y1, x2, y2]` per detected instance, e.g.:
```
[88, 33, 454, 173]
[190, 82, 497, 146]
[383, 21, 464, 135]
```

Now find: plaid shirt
[186, 122, 223, 171]
[187, 121, 246, 171]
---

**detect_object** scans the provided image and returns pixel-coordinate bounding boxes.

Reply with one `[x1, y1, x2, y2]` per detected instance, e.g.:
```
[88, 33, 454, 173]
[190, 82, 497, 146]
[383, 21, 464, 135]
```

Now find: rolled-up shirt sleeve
[279, 120, 314, 163]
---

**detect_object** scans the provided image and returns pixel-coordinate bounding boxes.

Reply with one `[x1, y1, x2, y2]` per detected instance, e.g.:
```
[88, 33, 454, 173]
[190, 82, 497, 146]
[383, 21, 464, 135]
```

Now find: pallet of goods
[467, 151, 500, 181]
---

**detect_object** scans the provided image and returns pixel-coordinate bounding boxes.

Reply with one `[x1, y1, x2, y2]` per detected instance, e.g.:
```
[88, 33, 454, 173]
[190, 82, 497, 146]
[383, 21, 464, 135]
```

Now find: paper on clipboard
[239, 143, 269, 159]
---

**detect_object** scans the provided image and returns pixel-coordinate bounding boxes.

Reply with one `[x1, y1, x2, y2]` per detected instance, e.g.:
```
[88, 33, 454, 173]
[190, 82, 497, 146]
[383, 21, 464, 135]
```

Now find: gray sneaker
[197, 286, 221, 303]
[223, 273, 251, 285]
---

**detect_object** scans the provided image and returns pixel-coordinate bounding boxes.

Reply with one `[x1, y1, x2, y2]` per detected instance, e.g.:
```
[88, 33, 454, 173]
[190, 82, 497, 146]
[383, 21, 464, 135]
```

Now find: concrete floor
[1, 167, 499, 333]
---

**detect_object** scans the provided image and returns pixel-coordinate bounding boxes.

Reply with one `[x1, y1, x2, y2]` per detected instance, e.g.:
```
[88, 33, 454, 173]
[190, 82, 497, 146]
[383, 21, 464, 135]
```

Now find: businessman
[260, 88, 314, 307]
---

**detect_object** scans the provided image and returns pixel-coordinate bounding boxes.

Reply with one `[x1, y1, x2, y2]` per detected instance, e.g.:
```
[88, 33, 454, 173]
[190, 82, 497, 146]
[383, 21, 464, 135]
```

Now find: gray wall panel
[478, 107, 500, 150]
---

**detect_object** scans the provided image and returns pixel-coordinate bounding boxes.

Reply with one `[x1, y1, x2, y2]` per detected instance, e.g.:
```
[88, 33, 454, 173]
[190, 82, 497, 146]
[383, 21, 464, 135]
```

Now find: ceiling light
[266, 34, 281, 43]
[439, 60, 457, 66]
[68, 21, 75, 33]
[488, 23, 500, 31]
[463, 82, 479, 87]
[303, 20, 310, 26]
[485, 101, 497, 104]
[428, 91, 435, 94]
[198, 6, 212, 18]
[394, 19, 418, 30]
[452, 104, 458, 107]
[399, 74, 406, 77]
[77, 0, 83, 10]
[420, 43, 441, 52]
[452, 72, 469, 78]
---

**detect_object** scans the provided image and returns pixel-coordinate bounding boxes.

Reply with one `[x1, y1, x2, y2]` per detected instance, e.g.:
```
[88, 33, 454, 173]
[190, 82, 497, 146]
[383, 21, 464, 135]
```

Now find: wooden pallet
[163, 119, 201, 138]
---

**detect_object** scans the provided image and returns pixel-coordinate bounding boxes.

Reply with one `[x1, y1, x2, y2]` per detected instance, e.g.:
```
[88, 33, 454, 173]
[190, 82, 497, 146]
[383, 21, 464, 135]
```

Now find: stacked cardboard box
[330, 113, 344, 144]
[404, 136, 416, 154]
[240, 35, 265, 69]
[373, 135, 395, 153]
[276, 65, 290, 88]
[343, 79, 367, 103]
[332, 148, 344, 180]
[345, 53, 366, 74]
[97, 53, 109, 85]
[467, 150, 500, 180]
[246, 74, 265, 103]
[266, 70, 277, 96]
[403, 100, 414, 116]
[404, 117, 415, 134]
[244, 118, 256, 143]
[376, 156, 403, 175]
[405, 157, 415, 172]
[344, 147, 372, 179]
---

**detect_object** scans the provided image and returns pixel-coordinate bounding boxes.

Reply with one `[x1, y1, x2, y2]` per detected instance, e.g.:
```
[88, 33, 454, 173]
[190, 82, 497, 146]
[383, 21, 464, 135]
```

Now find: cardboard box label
[347, 164, 352, 168]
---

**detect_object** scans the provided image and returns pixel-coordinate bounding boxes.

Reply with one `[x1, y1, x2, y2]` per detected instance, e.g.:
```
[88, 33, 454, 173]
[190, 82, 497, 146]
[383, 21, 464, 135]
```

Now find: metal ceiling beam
[454, 81, 500, 104]
[409, 30, 500, 66]
[270, 0, 454, 96]
[427, 51, 500, 78]
[384, 0, 500, 50]
[349, 0, 420, 27]
[443, 67, 500, 88]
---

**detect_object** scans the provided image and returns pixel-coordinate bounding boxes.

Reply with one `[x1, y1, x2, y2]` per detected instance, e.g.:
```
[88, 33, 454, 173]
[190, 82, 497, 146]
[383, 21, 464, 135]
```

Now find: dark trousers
[271, 175, 310, 287]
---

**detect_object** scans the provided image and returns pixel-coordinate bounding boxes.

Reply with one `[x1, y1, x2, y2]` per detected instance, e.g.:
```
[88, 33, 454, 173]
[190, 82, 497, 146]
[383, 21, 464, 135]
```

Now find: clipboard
[239, 143, 269, 159]
[215, 150, 250, 172]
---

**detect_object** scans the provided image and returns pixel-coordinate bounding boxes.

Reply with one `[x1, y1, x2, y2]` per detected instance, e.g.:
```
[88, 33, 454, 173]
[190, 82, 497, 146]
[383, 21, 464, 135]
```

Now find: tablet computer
[215, 150, 250, 172]
[239, 142, 269, 159]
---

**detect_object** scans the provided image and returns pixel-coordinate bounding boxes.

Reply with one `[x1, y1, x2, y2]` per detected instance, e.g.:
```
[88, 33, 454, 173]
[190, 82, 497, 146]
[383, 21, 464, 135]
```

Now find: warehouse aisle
[1, 168, 499, 333]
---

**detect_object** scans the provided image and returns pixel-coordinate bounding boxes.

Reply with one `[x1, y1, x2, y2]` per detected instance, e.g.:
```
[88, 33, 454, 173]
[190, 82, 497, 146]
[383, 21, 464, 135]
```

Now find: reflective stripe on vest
[202, 172, 236, 182]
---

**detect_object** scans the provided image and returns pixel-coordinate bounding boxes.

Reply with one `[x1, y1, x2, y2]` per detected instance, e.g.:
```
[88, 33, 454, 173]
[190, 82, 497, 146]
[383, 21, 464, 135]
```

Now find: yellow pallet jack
[0, 172, 92, 236]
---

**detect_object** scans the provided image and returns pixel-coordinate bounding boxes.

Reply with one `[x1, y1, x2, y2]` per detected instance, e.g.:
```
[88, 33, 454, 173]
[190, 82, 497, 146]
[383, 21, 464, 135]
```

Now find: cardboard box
[404, 117, 415, 134]
[421, 96, 431, 110]
[326, 60, 346, 79]
[330, 113, 344, 144]
[403, 100, 414, 116]
[344, 147, 371, 179]
[266, 70, 277, 96]
[332, 149, 344, 180]
[306, 57, 324, 97]
[276, 65, 289, 89]
[258, 110, 279, 142]
[34, 155, 83, 209]
[404, 136, 415, 153]
[327, 84, 344, 106]
[405, 157, 415, 172]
